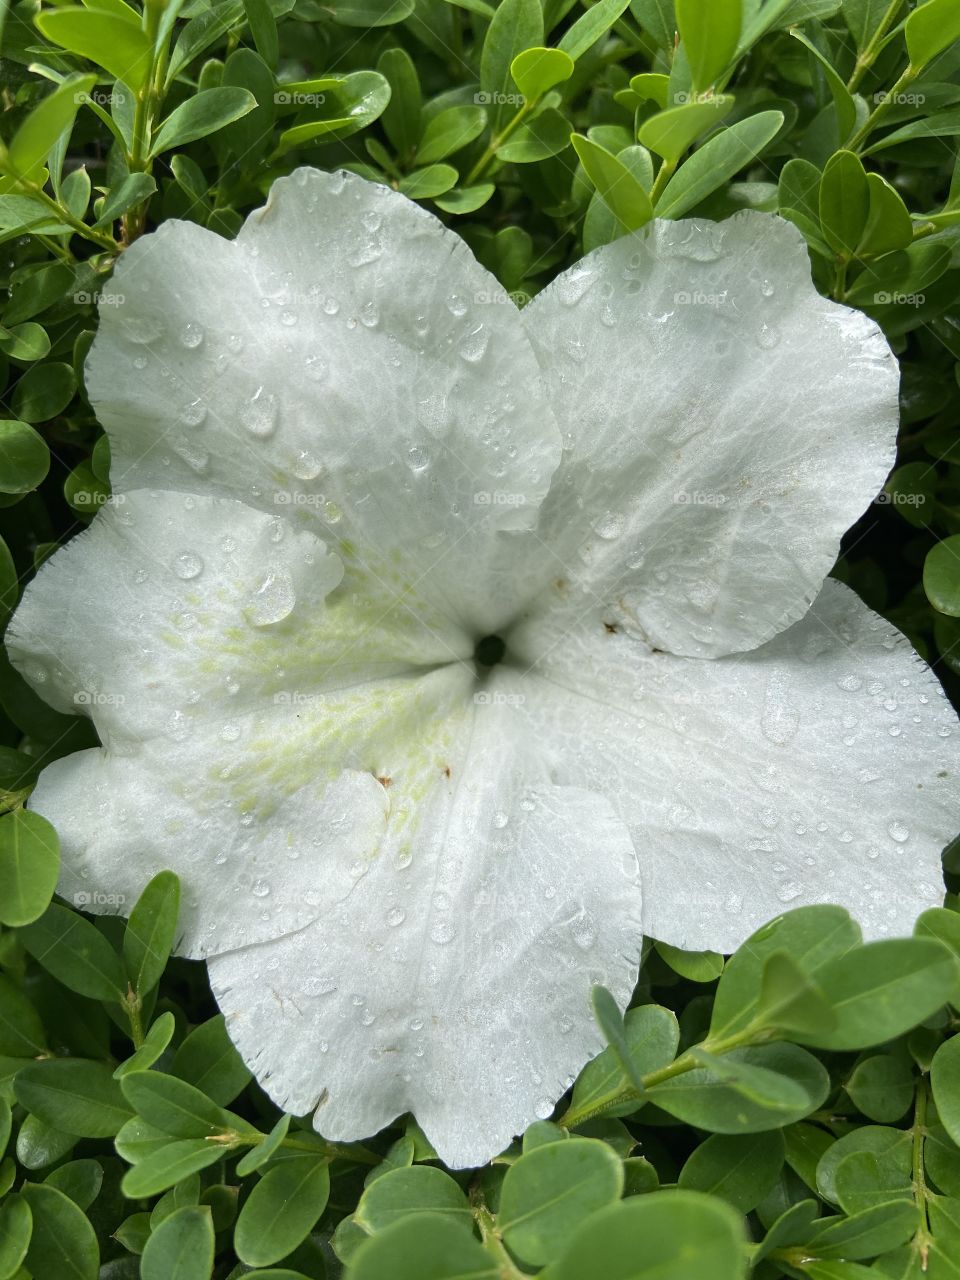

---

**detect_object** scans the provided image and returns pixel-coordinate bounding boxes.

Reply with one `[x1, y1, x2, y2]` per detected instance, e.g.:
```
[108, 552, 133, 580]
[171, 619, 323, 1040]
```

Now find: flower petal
[208, 675, 642, 1169]
[86, 168, 561, 633]
[7, 490, 472, 954]
[522, 212, 898, 657]
[509, 579, 960, 951]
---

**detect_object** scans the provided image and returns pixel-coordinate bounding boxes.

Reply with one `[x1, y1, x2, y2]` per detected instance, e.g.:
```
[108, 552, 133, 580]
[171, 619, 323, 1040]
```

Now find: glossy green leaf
[123, 870, 180, 998]
[149, 87, 257, 158]
[932, 1036, 960, 1147]
[676, 0, 742, 92]
[0, 1195, 31, 1278]
[905, 0, 960, 71]
[925, 535, 960, 616]
[0, 809, 59, 924]
[416, 106, 487, 165]
[845, 1055, 915, 1123]
[0, 419, 50, 496]
[349, 1212, 497, 1279]
[141, 1205, 215, 1280]
[655, 110, 783, 217]
[21, 1183, 98, 1280]
[638, 95, 734, 163]
[5, 74, 97, 184]
[35, 8, 154, 93]
[355, 1165, 470, 1234]
[234, 1157, 330, 1267]
[678, 1130, 784, 1211]
[480, 0, 544, 128]
[19, 902, 126, 1001]
[499, 1137, 624, 1266]
[819, 149, 870, 257]
[121, 1138, 227, 1198]
[11, 361, 76, 423]
[14, 1059, 132, 1138]
[551, 1189, 746, 1280]
[572, 133, 653, 230]
[511, 47, 575, 100]
[569, 1003, 679, 1121]
[170, 1014, 252, 1105]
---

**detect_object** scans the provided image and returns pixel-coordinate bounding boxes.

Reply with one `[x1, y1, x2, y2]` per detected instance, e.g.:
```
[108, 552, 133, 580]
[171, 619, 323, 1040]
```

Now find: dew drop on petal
[180, 322, 204, 348]
[387, 906, 405, 928]
[173, 551, 203, 579]
[240, 386, 278, 437]
[593, 511, 625, 540]
[459, 324, 489, 363]
[888, 819, 910, 843]
[244, 567, 296, 626]
[757, 322, 780, 350]
[179, 399, 207, 428]
[293, 450, 323, 480]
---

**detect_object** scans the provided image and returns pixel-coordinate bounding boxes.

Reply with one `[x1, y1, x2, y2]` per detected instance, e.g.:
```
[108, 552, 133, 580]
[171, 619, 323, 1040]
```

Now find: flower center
[474, 634, 506, 668]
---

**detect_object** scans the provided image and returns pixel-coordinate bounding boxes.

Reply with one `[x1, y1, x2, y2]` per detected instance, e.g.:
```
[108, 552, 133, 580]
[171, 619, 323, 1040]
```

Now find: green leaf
[591, 986, 648, 1094]
[480, 0, 544, 128]
[275, 71, 390, 154]
[675, 0, 742, 92]
[21, 1183, 98, 1280]
[845, 1055, 915, 1123]
[932, 1036, 960, 1147]
[11, 362, 76, 423]
[498, 106, 572, 160]
[678, 1131, 785, 1212]
[511, 47, 575, 99]
[0, 1195, 31, 1279]
[115, 1010, 177, 1079]
[35, 8, 154, 94]
[655, 942, 724, 982]
[905, 0, 960, 71]
[711, 906, 860, 1039]
[349, 1212, 497, 1279]
[638, 95, 735, 163]
[5, 74, 97, 184]
[14, 1059, 132, 1138]
[170, 1014, 252, 1106]
[149, 87, 257, 158]
[858, 172, 914, 256]
[19, 902, 126, 1001]
[916, 906, 960, 962]
[655, 110, 783, 217]
[242, 0, 279, 68]
[16, 1113, 77, 1170]
[0, 419, 50, 496]
[234, 1158, 330, 1267]
[559, 0, 631, 59]
[799, 939, 960, 1050]
[551, 1189, 746, 1280]
[0, 323, 51, 362]
[0, 973, 46, 1056]
[378, 47, 422, 160]
[499, 1137, 624, 1266]
[355, 1165, 470, 1234]
[790, 28, 857, 145]
[819, 149, 870, 257]
[44, 1159, 103, 1211]
[329, 0, 414, 23]
[756, 950, 838, 1037]
[141, 1205, 215, 1280]
[123, 870, 180, 998]
[572, 133, 654, 231]
[92, 172, 157, 227]
[121, 1139, 227, 1198]
[120, 1070, 240, 1139]
[236, 1113, 290, 1176]
[398, 165, 459, 199]
[806, 1200, 919, 1259]
[649, 1042, 829, 1131]
[925, 535, 960, 616]
[0, 810, 59, 924]
[570, 1004, 679, 1121]
[416, 106, 487, 165]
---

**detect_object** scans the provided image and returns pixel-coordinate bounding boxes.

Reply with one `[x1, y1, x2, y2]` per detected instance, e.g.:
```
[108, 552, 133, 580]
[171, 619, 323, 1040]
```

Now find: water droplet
[322, 296, 340, 315]
[762, 673, 800, 745]
[571, 911, 596, 951]
[535, 1098, 554, 1120]
[594, 511, 625, 540]
[492, 811, 509, 829]
[180, 322, 204, 348]
[179, 398, 207, 427]
[241, 387, 278, 437]
[293, 450, 323, 480]
[837, 674, 862, 692]
[407, 444, 429, 472]
[244, 567, 296, 626]
[777, 880, 802, 902]
[888, 819, 910, 843]
[125, 316, 164, 345]
[760, 278, 775, 297]
[227, 333, 244, 353]
[304, 355, 327, 383]
[447, 294, 468, 318]
[387, 906, 405, 927]
[757, 322, 780, 350]
[359, 300, 379, 328]
[220, 722, 241, 742]
[323, 501, 342, 524]
[251, 878, 270, 897]
[173, 551, 203, 579]
[430, 920, 455, 945]
[459, 324, 489, 363]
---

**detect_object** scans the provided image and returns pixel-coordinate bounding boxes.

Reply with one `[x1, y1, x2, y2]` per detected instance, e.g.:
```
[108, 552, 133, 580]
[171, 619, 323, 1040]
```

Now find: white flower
[8, 168, 959, 1168]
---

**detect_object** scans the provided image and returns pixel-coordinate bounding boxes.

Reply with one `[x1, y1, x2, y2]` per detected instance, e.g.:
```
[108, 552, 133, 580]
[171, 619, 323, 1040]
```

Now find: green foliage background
[2, 0, 960, 1276]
